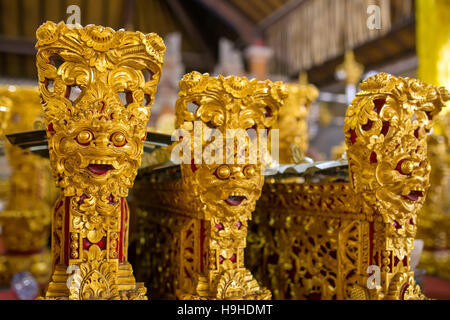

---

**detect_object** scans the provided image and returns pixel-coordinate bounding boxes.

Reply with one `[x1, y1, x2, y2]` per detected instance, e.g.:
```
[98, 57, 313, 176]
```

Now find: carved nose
[94, 134, 110, 147]
[230, 167, 245, 179]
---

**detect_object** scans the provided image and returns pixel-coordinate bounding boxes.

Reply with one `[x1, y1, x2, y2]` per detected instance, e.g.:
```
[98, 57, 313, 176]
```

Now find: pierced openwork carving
[134, 71, 287, 300]
[246, 73, 449, 300]
[35, 21, 165, 299]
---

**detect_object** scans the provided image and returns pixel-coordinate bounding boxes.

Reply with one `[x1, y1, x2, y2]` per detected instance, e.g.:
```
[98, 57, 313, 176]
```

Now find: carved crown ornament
[35, 21, 166, 300]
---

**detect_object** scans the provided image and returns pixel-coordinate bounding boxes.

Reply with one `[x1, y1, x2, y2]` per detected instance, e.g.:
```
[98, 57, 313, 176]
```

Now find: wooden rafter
[194, 0, 258, 45]
[166, 0, 214, 69]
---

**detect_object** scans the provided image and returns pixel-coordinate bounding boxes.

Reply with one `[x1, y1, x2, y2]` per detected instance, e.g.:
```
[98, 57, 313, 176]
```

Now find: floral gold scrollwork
[69, 245, 119, 300]
[174, 72, 286, 300]
[133, 72, 287, 300]
[247, 73, 449, 300]
[35, 21, 165, 299]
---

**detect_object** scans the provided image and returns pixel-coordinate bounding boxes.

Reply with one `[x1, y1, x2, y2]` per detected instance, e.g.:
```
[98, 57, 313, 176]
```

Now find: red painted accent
[97, 237, 106, 250]
[64, 197, 70, 264]
[218, 255, 224, 264]
[370, 152, 377, 164]
[373, 99, 385, 114]
[235, 221, 242, 229]
[395, 159, 410, 176]
[402, 256, 408, 267]
[100, 101, 106, 113]
[107, 194, 114, 204]
[369, 222, 374, 266]
[87, 164, 113, 175]
[82, 237, 107, 250]
[47, 123, 55, 134]
[381, 121, 390, 136]
[119, 198, 125, 262]
[230, 254, 236, 263]
[215, 223, 224, 231]
[361, 120, 373, 131]
[200, 221, 205, 273]
[82, 238, 90, 250]
[400, 283, 409, 300]
[142, 131, 147, 141]
[191, 158, 197, 172]
[394, 255, 400, 267]
[349, 129, 357, 144]
[78, 194, 87, 205]
[126, 91, 133, 104]
[389, 251, 393, 272]
[55, 200, 63, 212]
[393, 220, 402, 229]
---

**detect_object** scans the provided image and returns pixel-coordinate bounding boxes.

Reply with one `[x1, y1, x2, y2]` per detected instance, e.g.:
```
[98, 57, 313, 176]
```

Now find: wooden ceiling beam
[122, 0, 136, 30]
[166, 0, 215, 69]
[194, 0, 258, 45]
[258, 0, 306, 30]
[0, 36, 36, 55]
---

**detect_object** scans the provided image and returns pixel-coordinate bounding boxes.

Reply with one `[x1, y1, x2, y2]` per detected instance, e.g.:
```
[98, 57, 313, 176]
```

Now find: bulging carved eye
[215, 164, 231, 180]
[243, 165, 256, 177]
[111, 132, 127, 147]
[76, 130, 93, 145]
[396, 159, 414, 175]
[400, 160, 414, 175]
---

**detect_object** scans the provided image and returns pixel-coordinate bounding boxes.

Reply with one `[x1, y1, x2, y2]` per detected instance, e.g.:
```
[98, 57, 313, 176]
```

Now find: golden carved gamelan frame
[246, 73, 449, 300]
[35, 21, 165, 300]
[134, 71, 287, 299]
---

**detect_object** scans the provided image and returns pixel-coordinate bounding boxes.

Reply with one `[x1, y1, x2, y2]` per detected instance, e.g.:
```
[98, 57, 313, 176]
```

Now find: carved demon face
[36, 22, 165, 197]
[184, 163, 265, 218]
[175, 72, 287, 218]
[345, 73, 448, 236]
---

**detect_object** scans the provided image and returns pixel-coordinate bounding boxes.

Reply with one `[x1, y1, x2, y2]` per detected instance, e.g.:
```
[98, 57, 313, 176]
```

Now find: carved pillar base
[43, 261, 146, 300]
[34, 21, 165, 300]
[41, 195, 147, 300]
[176, 270, 271, 300]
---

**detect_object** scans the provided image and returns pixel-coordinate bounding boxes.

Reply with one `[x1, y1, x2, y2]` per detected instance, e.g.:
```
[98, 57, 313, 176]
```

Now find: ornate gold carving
[279, 73, 318, 163]
[345, 73, 448, 256]
[35, 21, 165, 300]
[134, 72, 287, 299]
[246, 73, 449, 300]
[69, 245, 119, 300]
[0, 86, 55, 285]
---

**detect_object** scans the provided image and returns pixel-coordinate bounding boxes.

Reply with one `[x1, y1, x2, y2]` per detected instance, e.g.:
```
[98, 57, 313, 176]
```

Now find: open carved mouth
[225, 195, 247, 206]
[87, 164, 114, 175]
[402, 190, 423, 201]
